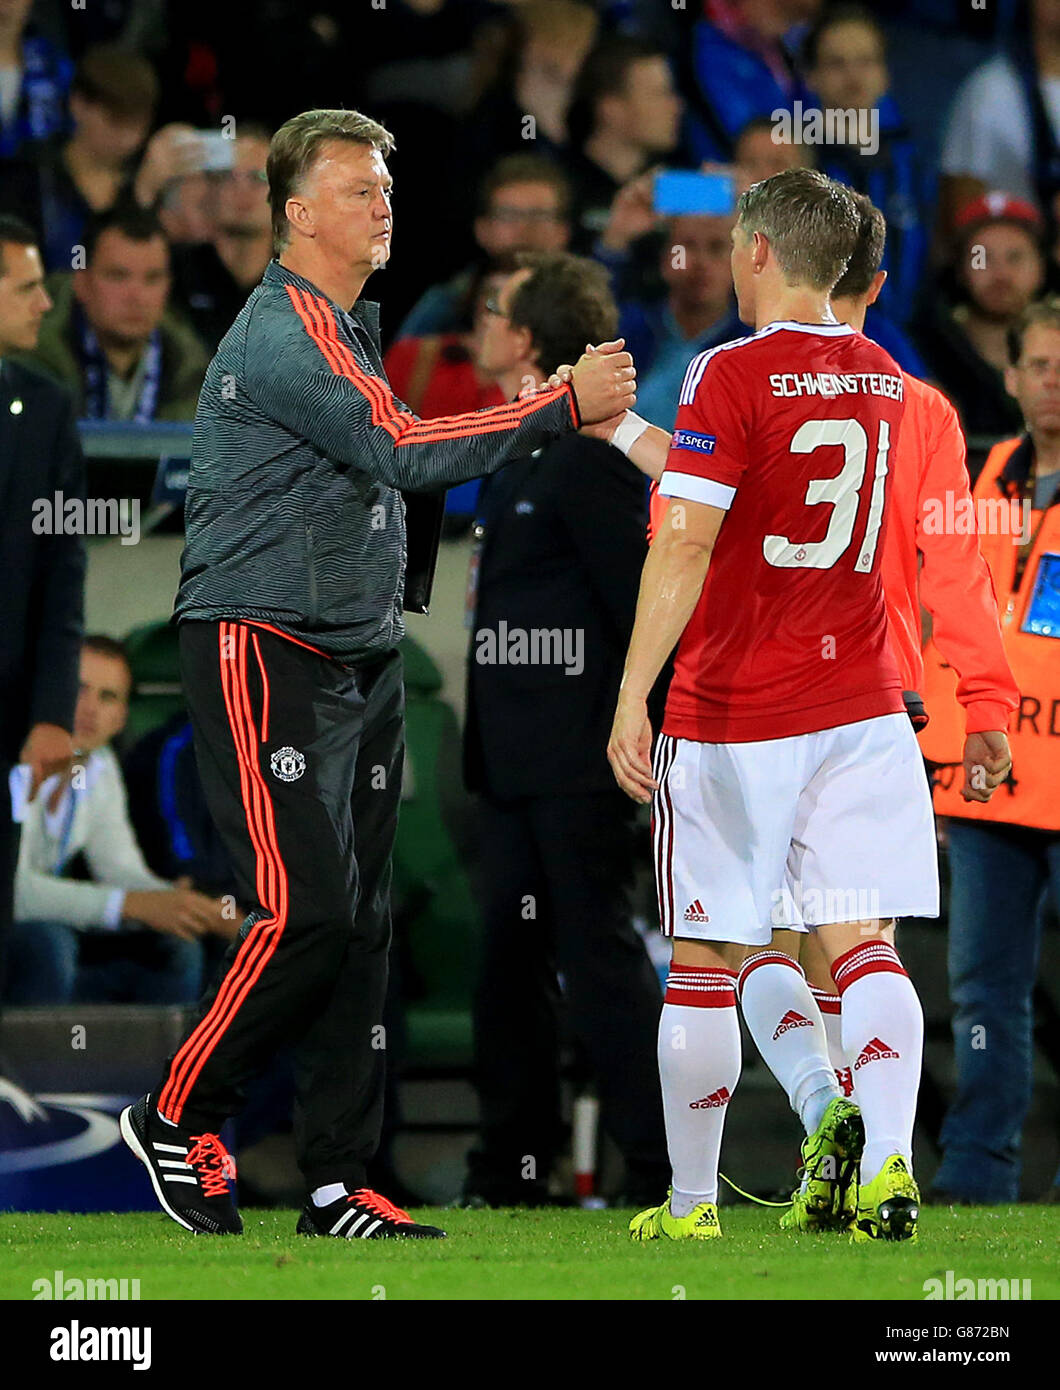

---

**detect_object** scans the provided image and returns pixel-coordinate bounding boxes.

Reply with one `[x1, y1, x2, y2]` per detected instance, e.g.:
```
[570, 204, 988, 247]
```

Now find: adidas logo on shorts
[689, 1086, 730, 1110]
[854, 1037, 900, 1069]
[772, 1009, 813, 1040]
[683, 899, 710, 923]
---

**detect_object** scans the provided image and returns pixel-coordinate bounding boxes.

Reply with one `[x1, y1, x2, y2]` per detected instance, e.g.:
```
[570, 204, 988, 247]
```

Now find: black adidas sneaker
[297, 1188, 447, 1239]
[120, 1093, 242, 1235]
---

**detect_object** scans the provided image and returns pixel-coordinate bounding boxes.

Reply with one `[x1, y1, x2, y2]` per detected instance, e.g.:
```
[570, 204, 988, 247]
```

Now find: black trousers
[156, 621, 403, 1191]
[469, 790, 669, 1194]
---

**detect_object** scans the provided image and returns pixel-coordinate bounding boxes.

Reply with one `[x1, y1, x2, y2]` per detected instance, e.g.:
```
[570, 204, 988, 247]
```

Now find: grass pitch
[2, 1204, 1057, 1300]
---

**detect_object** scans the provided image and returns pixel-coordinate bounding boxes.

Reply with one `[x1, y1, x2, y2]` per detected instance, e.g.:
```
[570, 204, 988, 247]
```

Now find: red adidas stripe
[737, 949, 801, 996]
[161, 624, 278, 1118]
[664, 964, 736, 1007]
[164, 626, 289, 1118]
[287, 285, 577, 446]
[810, 988, 842, 1016]
[831, 941, 906, 995]
[159, 624, 290, 1123]
[241, 621, 331, 661]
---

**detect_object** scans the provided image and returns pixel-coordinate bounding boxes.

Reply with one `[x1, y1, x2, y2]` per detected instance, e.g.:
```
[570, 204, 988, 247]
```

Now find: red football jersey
[659, 320, 907, 743]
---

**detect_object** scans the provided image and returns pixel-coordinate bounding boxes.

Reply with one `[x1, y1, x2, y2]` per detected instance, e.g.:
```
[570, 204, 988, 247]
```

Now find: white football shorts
[651, 712, 939, 945]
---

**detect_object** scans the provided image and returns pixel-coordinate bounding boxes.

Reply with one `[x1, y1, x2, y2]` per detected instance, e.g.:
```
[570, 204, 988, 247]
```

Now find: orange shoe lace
[186, 1134, 237, 1199]
[350, 1188, 411, 1223]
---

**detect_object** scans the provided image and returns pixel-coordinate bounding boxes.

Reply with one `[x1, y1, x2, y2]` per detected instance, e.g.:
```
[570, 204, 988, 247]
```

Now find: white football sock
[312, 1182, 347, 1207]
[832, 941, 923, 1181]
[657, 963, 741, 1213]
[737, 950, 838, 1136]
[809, 987, 852, 1097]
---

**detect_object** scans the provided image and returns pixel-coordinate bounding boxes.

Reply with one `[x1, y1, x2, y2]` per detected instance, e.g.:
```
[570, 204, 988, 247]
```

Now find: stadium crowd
[0, 0, 1057, 1209]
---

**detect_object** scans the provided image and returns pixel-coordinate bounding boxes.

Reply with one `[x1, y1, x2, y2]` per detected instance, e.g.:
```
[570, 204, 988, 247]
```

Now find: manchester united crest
[270, 746, 306, 782]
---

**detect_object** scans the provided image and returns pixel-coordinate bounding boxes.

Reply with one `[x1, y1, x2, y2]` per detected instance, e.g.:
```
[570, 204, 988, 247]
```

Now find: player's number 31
[763, 417, 890, 572]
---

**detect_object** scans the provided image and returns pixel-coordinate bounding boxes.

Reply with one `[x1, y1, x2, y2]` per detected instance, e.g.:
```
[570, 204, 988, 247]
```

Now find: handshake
[554, 339, 637, 430]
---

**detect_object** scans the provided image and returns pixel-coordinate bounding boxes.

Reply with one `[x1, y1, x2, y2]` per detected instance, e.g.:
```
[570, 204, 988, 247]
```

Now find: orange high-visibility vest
[921, 436, 1060, 830]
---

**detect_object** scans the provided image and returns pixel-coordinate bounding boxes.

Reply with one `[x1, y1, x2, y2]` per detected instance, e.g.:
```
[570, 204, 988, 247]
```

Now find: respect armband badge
[670, 429, 716, 454]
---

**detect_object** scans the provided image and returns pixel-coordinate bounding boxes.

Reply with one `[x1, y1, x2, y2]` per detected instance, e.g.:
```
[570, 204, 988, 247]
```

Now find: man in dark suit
[463, 252, 668, 1206]
[0, 216, 86, 1073]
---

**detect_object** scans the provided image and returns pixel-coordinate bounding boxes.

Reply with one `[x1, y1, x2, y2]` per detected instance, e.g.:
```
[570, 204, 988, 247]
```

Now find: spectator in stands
[921, 300, 1060, 1203]
[563, 36, 683, 251]
[385, 264, 507, 418]
[4, 636, 234, 1006]
[123, 707, 242, 988]
[170, 125, 272, 350]
[122, 711, 239, 903]
[0, 45, 159, 273]
[386, 266, 510, 527]
[732, 112, 814, 192]
[132, 123, 222, 246]
[462, 252, 668, 1208]
[940, 0, 1060, 236]
[681, 0, 819, 163]
[802, 4, 931, 325]
[726, 112, 928, 375]
[914, 193, 1047, 442]
[26, 204, 209, 421]
[618, 211, 741, 430]
[465, 0, 599, 176]
[0, 0, 72, 158]
[595, 117, 814, 316]
[395, 154, 572, 339]
[0, 214, 85, 1103]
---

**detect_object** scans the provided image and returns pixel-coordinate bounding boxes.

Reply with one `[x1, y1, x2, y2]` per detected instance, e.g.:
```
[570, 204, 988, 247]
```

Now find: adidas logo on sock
[772, 1010, 813, 1040]
[854, 1037, 900, 1069]
[683, 899, 710, 923]
[689, 1086, 730, 1110]
[836, 1066, 853, 1097]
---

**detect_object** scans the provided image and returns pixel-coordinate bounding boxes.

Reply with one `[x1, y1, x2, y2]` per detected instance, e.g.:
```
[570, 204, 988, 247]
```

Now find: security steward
[922, 298, 1060, 1203]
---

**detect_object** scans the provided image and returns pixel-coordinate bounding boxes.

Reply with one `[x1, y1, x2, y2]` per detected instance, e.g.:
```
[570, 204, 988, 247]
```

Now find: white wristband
[610, 411, 649, 456]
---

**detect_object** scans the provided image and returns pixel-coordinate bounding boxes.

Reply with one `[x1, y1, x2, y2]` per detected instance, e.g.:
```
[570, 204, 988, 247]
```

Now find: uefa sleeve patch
[670, 429, 716, 455]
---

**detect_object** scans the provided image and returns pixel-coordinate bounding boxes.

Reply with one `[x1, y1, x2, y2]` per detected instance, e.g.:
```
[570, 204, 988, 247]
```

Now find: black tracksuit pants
[155, 620, 403, 1191]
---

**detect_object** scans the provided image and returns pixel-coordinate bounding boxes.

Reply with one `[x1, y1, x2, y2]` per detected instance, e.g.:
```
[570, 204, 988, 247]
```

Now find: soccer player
[605, 168, 940, 1244]
[577, 192, 1020, 1232]
[779, 193, 1017, 1227]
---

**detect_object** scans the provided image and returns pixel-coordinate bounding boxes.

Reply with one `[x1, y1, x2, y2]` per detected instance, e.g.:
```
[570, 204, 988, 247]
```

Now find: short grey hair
[267, 108, 395, 252]
[737, 168, 859, 292]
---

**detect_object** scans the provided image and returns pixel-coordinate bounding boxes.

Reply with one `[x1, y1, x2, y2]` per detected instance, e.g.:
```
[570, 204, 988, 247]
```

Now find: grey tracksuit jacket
[174, 260, 580, 663]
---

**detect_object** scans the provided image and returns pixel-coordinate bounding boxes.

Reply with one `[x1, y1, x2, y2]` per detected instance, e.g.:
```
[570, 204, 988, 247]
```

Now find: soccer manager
[120, 108, 635, 1242]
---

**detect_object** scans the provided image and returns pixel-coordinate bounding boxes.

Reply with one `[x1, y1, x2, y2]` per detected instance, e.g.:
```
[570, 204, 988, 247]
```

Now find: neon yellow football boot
[780, 1096, 864, 1231]
[629, 1189, 722, 1241]
[850, 1153, 920, 1243]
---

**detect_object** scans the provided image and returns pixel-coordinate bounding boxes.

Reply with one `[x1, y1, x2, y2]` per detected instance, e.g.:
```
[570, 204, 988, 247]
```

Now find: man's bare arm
[618, 418, 670, 482]
[608, 496, 726, 802]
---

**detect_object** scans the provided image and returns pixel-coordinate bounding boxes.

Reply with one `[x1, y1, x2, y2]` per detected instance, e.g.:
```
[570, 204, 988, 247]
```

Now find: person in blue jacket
[803, 4, 933, 327]
[680, 0, 818, 163]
